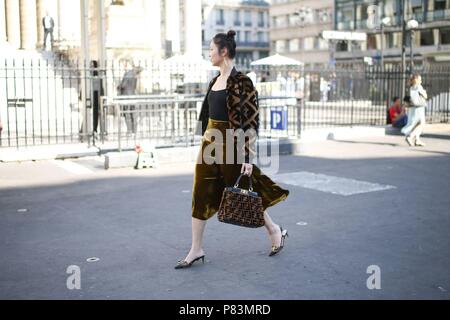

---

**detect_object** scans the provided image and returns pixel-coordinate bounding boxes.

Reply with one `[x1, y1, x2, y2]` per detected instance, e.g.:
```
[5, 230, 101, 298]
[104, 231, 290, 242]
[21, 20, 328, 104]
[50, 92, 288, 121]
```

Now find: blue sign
[271, 110, 287, 130]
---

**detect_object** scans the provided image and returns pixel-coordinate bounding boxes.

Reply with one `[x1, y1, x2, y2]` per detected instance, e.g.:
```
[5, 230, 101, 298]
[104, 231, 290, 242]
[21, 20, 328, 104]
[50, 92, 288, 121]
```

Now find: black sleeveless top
[208, 89, 228, 121]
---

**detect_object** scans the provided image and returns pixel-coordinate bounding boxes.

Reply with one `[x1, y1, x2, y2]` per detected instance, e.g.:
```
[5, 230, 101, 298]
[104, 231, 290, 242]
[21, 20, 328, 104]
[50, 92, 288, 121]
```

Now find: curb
[2, 124, 448, 164]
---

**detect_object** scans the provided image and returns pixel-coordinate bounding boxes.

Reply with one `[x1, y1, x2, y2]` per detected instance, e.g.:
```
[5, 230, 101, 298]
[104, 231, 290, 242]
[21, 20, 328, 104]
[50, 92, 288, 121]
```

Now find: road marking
[273, 171, 396, 196]
[86, 257, 100, 262]
[51, 160, 94, 175]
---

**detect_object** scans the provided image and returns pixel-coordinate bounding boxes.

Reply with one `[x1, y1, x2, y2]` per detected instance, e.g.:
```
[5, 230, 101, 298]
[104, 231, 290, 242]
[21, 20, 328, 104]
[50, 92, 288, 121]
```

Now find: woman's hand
[241, 163, 253, 176]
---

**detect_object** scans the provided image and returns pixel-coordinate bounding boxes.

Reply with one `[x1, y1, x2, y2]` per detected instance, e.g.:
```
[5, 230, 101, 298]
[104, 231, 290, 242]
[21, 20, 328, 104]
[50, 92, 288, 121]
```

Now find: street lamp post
[379, 17, 391, 124]
[380, 17, 391, 72]
[401, 0, 407, 97]
[406, 19, 419, 73]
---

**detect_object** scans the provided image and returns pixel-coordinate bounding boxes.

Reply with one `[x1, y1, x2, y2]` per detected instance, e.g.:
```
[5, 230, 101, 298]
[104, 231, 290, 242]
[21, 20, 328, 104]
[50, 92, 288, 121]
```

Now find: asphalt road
[1, 128, 450, 299]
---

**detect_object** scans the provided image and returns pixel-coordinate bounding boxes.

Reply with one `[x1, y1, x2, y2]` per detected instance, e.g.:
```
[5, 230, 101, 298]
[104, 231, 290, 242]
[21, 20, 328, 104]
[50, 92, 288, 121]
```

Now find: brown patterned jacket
[198, 66, 260, 163]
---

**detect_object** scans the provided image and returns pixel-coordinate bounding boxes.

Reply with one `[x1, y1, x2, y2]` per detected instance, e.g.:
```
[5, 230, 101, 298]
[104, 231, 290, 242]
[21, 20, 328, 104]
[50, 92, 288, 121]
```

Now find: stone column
[5, 0, 21, 48]
[36, 0, 44, 47]
[184, 0, 201, 57]
[20, 0, 38, 49]
[95, 0, 106, 65]
[165, 0, 180, 56]
[0, 0, 7, 44]
[144, 0, 161, 58]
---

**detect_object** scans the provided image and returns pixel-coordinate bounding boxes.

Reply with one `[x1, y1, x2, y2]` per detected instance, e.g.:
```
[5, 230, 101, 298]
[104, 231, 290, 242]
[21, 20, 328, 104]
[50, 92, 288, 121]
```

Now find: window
[337, 7, 354, 30]
[356, 3, 370, 22]
[289, 39, 299, 51]
[237, 30, 241, 42]
[258, 11, 264, 27]
[303, 37, 314, 50]
[245, 31, 251, 42]
[234, 10, 241, 26]
[274, 15, 288, 28]
[408, 0, 423, 18]
[289, 13, 299, 26]
[387, 32, 402, 48]
[440, 28, 450, 44]
[336, 40, 348, 51]
[317, 38, 328, 49]
[420, 29, 434, 46]
[434, 0, 447, 10]
[282, 15, 288, 27]
[245, 10, 252, 26]
[276, 40, 286, 52]
[216, 9, 224, 25]
[384, 0, 397, 17]
[257, 31, 264, 42]
[367, 34, 377, 50]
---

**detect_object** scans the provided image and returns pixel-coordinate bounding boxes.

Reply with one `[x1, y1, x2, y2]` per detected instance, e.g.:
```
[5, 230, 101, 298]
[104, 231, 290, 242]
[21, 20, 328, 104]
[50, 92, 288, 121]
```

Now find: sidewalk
[1, 124, 449, 164]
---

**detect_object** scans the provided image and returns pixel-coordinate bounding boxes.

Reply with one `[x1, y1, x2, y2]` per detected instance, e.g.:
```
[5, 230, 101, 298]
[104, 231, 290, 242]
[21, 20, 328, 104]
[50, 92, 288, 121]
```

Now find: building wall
[0, 0, 202, 62]
[202, 0, 270, 64]
[269, 0, 334, 67]
[334, 0, 450, 66]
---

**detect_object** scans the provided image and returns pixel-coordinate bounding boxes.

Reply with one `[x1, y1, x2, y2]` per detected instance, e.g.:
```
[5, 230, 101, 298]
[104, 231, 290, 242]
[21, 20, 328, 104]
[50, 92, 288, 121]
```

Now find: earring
[224, 59, 228, 67]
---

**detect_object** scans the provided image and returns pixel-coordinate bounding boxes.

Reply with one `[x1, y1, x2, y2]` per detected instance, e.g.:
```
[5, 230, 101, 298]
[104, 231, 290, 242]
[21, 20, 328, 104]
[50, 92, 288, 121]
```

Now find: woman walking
[402, 74, 427, 147]
[175, 30, 290, 269]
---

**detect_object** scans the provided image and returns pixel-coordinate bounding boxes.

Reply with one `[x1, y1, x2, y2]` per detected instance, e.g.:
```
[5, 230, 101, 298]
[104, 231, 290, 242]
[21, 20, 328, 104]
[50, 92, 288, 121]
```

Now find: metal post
[410, 30, 414, 71]
[380, 23, 386, 121]
[380, 23, 384, 72]
[79, 0, 89, 144]
[401, 0, 406, 97]
[117, 104, 121, 152]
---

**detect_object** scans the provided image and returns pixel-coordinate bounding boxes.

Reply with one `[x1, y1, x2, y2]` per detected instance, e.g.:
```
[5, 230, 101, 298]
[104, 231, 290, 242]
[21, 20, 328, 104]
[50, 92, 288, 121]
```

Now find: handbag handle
[238, 78, 244, 130]
[233, 173, 253, 192]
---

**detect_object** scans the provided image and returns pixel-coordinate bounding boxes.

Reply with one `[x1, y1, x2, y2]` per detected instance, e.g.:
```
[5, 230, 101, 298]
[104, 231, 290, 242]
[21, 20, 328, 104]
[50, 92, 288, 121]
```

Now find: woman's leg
[264, 211, 282, 247]
[183, 217, 207, 263]
[409, 120, 424, 140]
[412, 122, 425, 145]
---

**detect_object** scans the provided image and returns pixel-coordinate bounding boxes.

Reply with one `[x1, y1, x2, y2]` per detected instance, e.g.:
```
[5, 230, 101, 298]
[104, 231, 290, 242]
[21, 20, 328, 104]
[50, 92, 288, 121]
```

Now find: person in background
[42, 11, 55, 51]
[389, 96, 408, 128]
[117, 65, 143, 135]
[402, 74, 427, 147]
[90, 60, 104, 135]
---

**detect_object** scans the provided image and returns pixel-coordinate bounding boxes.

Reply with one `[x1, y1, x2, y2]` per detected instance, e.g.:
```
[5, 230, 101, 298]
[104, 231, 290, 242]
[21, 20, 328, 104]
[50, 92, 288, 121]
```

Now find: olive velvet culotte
[192, 118, 290, 220]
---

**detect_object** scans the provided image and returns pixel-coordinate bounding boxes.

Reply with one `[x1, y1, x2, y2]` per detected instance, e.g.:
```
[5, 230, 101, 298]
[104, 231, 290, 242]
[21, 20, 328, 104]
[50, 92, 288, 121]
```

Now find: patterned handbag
[218, 173, 265, 228]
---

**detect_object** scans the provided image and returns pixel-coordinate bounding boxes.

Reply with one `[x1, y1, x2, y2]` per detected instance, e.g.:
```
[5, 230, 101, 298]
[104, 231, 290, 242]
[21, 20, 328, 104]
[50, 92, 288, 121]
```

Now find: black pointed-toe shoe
[174, 255, 205, 269]
[269, 226, 288, 257]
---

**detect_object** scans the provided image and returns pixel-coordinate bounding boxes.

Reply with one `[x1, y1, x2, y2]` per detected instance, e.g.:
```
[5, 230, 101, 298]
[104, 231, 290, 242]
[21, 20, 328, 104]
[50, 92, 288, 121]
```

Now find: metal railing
[99, 94, 300, 151]
[1, 58, 449, 149]
[99, 94, 203, 151]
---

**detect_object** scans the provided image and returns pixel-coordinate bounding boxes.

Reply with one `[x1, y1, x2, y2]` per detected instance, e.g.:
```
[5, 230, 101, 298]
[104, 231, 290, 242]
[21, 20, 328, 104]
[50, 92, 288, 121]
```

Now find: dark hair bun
[213, 30, 237, 59]
[227, 30, 236, 38]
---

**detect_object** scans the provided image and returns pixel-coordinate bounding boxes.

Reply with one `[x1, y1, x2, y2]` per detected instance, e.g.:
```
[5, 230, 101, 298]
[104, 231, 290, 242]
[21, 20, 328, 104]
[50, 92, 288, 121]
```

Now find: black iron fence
[1, 58, 449, 148]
